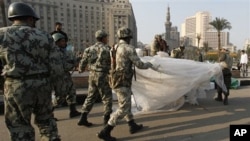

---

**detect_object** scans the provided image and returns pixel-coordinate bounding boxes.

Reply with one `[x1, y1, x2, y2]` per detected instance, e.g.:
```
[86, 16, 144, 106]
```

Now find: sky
[129, 0, 250, 49]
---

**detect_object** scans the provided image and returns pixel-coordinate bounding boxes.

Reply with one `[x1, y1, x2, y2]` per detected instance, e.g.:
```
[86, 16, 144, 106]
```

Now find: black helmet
[8, 2, 39, 21]
[52, 33, 66, 42]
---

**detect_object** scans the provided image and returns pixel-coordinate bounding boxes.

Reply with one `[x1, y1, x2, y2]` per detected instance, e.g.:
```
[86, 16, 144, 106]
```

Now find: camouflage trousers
[82, 71, 112, 116]
[53, 72, 77, 106]
[4, 77, 59, 141]
[108, 86, 133, 126]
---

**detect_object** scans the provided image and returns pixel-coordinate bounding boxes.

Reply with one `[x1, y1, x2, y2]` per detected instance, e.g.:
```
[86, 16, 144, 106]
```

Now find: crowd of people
[0, 2, 249, 141]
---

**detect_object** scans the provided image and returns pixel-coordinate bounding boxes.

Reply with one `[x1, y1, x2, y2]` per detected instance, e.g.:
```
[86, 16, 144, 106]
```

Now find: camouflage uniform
[78, 41, 113, 123]
[170, 46, 185, 58]
[0, 2, 62, 141]
[150, 35, 160, 56]
[53, 48, 78, 106]
[108, 39, 152, 126]
[97, 27, 152, 141]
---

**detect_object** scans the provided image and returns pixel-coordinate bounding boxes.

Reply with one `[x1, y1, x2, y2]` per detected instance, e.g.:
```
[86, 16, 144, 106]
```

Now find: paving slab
[1, 85, 250, 141]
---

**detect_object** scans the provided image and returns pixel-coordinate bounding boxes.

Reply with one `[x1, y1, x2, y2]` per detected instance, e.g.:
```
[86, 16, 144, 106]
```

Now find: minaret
[165, 5, 172, 40]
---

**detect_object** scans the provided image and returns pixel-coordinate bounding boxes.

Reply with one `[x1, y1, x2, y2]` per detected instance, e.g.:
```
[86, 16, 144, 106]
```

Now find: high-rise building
[165, 6, 179, 50]
[0, 0, 137, 52]
[181, 11, 230, 50]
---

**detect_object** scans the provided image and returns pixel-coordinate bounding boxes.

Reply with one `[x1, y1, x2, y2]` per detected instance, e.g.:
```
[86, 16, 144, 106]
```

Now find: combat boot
[69, 104, 81, 118]
[214, 93, 223, 102]
[97, 124, 116, 141]
[128, 120, 143, 134]
[77, 112, 93, 127]
[223, 95, 228, 105]
[103, 115, 110, 126]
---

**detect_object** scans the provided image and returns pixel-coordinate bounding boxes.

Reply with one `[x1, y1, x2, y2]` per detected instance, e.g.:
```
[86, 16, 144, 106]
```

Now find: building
[243, 39, 250, 51]
[165, 6, 179, 50]
[0, 0, 137, 53]
[181, 11, 230, 50]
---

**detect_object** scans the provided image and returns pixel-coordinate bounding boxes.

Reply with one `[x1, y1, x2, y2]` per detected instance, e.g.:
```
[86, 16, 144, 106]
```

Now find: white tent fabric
[114, 51, 226, 115]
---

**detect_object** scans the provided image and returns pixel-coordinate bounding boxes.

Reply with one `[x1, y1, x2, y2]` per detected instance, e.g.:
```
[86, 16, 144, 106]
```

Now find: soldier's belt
[5, 73, 49, 80]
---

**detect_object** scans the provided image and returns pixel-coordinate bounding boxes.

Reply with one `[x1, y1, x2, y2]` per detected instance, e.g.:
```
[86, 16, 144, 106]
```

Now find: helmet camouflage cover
[95, 30, 108, 39]
[117, 27, 133, 39]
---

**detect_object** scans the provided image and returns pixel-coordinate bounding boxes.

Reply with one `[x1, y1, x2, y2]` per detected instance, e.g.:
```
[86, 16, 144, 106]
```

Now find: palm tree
[209, 17, 231, 59]
[0, 0, 7, 26]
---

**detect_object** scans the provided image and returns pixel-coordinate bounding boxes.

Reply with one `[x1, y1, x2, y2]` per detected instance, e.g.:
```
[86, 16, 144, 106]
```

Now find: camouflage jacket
[115, 40, 151, 73]
[79, 41, 111, 72]
[109, 40, 151, 88]
[58, 48, 79, 72]
[171, 47, 184, 58]
[0, 23, 64, 78]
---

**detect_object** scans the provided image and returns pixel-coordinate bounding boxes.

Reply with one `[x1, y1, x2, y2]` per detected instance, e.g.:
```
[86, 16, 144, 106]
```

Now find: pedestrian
[196, 50, 203, 62]
[0, 2, 62, 141]
[77, 30, 113, 127]
[240, 50, 248, 77]
[215, 47, 233, 105]
[51, 33, 81, 118]
[97, 27, 153, 141]
[170, 45, 185, 59]
[51, 22, 68, 42]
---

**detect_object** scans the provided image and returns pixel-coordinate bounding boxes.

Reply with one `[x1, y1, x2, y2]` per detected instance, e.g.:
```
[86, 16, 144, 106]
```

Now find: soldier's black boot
[77, 112, 93, 127]
[103, 115, 110, 126]
[223, 95, 228, 105]
[69, 104, 81, 118]
[215, 93, 223, 102]
[128, 120, 143, 134]
[97, 124, 116, 141]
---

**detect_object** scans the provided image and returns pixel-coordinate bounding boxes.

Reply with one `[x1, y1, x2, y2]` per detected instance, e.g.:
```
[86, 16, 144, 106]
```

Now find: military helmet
[95, 30, 108, 39]
[52, 33, 66, 42]
[8, 2, 39, 21]
[117, 27, 133, 39]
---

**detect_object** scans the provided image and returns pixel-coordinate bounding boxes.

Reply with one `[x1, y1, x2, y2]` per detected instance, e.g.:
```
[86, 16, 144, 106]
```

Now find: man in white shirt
[240, 50, 248, 77]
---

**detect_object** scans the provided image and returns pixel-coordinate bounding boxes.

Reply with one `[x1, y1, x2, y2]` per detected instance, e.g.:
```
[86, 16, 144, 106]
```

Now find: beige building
[0, 0, 137, 53]
[181, 11, 230, 50]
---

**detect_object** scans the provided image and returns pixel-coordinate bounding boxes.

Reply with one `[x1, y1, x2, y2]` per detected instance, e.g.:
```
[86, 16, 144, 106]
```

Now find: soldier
[77, 30, 113, 127]
[97, 27, 153, 141]
[157, 35, 170, 54]
[170, 45, 185, 59]
[0, 2, 62, 141]
[150, 34, 160, 56]
[51, 33, 81, 118]
[215, 47, 233, 105]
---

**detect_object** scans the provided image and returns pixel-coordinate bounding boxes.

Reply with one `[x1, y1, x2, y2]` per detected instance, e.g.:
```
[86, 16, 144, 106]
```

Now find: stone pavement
[1, 84, 250, 141]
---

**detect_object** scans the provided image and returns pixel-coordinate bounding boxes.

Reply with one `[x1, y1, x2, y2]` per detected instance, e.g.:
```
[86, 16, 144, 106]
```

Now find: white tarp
[124, 51, 226, 115]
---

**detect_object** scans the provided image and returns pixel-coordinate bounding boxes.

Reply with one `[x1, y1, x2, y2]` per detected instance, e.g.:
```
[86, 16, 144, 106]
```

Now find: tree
[209, 17, 231, 60]
[196, 33, 201, 49]
[0, 0, 7, 26]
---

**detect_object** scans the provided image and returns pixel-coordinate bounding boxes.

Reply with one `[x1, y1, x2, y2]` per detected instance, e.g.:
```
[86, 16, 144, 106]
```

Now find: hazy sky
[129, 0, 250, 49]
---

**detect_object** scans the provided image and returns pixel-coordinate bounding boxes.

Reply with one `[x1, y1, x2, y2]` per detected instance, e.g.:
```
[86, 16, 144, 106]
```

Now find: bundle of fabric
[129, 52, 226, 114]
